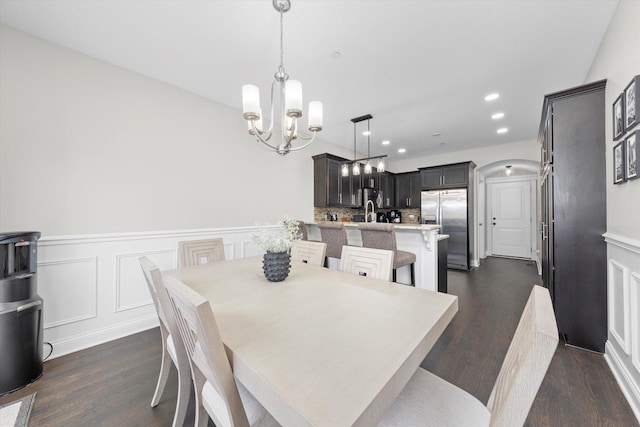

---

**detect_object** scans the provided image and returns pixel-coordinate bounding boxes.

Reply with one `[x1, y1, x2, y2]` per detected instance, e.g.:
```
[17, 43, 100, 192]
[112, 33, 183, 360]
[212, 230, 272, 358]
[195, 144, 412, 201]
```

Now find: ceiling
[0, 0, 618, 162]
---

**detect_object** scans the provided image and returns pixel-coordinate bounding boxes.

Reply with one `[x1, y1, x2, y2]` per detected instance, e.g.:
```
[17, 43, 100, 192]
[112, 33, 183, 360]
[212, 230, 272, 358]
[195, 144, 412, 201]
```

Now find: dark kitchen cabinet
[341, 170, 362, 207]
[378, 172, 395, 208]
[312, 153, 343, 207]
[419, 162, 473, 190]
[313, 153, 364, 207]
[395, 172, 420, 208]
[539, 80, 607, 353]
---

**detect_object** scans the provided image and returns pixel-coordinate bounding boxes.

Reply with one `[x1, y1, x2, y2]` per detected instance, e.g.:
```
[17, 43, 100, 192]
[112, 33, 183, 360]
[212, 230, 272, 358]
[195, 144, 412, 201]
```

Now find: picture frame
[613, 93, 625, 141]
[613, 141, 626, 184]
[624, 75, 639, 132]
[626, 130, 638, 181]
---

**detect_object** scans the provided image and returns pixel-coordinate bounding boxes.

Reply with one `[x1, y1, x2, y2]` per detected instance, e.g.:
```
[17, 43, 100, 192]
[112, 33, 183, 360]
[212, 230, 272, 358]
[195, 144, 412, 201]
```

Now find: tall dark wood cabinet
[539, 80, 607, 353]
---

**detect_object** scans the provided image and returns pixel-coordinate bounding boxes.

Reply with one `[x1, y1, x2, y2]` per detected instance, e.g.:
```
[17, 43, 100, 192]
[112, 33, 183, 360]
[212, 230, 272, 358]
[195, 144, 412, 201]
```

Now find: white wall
[586, 1, 640, 241]
[585, 1, 640, 421]
[0, 25, 353, 236]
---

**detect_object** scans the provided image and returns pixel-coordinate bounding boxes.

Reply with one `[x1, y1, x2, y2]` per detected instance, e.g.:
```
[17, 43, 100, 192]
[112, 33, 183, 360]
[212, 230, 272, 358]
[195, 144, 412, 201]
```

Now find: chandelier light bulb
[353, 163, 360, 176]
[242, 85, 260, 119]
[364, 161, 372, 174]
[377, 158, 385, 172]
[285, 80, 303, 117]
[341, 163, 349, 177]
[308, 101, 323, 131]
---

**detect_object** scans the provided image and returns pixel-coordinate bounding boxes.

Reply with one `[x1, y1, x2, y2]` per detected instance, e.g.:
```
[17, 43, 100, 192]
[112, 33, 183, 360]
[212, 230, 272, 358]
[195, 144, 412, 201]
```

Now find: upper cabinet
[340, 170, 362, 207]
[312, 153, 377, 207]
[378, 172, 395, 209]
[313, 153, 343, 207]
[419, 162, 475, 190]
[395, 172, 421, 208]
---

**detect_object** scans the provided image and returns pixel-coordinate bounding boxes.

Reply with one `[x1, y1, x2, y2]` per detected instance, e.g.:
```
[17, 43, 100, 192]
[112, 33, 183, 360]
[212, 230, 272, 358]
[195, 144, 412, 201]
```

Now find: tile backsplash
[313, 207, 421, 224]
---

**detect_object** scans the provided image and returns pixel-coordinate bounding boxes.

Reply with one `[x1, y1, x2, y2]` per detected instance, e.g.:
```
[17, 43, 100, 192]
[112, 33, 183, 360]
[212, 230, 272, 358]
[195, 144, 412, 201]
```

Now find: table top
[165, 257, 458, 427]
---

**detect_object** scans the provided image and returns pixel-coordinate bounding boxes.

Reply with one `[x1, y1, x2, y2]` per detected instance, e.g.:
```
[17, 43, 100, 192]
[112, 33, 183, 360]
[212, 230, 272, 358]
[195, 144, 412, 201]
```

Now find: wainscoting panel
[609, 259, 631, 354]
[37, 226, 270, 359]
[604, 233, 640, 422]
[38, 257, 98, 329]
[115, 249, 176, 313]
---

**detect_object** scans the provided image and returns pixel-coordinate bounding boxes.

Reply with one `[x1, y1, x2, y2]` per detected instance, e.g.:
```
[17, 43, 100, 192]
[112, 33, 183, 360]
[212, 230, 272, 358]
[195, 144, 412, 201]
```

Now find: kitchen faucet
[365, 200, 376, 223]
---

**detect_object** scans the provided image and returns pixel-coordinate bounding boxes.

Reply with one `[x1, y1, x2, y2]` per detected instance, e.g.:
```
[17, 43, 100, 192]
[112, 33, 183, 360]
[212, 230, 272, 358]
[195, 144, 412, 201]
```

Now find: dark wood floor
[1, 257, 637, 426]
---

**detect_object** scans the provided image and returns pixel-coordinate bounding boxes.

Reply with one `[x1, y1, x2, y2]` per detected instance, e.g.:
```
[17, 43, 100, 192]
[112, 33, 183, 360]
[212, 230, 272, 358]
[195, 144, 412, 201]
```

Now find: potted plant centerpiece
[252, 218, 302, 282]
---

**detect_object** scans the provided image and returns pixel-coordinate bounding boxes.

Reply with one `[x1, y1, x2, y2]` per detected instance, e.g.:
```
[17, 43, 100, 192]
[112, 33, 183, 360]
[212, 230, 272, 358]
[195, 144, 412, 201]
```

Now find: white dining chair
[179, 238, 225, 267]
[163, 275, 279, 427]
[290, 240, 327, 266]
[378, 285, 559, 427]
[339, 246, 394, 281]
[139, 257, 191, 427]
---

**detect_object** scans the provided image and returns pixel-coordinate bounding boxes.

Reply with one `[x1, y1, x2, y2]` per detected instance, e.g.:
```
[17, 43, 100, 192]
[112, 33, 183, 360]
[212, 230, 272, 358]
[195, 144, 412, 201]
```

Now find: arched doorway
[475, 160, 539, 269]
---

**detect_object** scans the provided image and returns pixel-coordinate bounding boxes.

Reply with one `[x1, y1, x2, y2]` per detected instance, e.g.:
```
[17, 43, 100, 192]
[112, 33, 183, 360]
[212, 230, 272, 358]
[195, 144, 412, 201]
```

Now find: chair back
[139, 257, 190, 369]
[179, 238, 225, 267]
[163, 275, 250, 427]
[358, 223, 397, 252]
[291, 240, 327, 266]
[339, 246, 394, 281]
[296, 220, 308, 241]
[487, 285, 559, 427]
[139, 256, 169, 329]
[317, 221, 348, 259]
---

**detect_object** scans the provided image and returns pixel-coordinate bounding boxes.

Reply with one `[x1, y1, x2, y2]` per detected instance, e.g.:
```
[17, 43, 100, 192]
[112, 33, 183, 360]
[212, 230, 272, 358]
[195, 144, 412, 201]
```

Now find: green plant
[252, 217, 302, 253]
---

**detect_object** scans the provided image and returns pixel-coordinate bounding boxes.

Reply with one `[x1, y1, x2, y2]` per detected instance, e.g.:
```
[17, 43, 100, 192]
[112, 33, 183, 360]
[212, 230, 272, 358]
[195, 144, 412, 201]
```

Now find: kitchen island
[305, 222, 446, 292]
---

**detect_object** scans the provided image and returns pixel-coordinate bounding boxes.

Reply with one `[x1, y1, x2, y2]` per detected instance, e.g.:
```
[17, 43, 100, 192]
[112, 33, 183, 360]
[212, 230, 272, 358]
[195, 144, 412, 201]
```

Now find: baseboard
[46, 315, 159, 360]
[605, 341, 640, 423]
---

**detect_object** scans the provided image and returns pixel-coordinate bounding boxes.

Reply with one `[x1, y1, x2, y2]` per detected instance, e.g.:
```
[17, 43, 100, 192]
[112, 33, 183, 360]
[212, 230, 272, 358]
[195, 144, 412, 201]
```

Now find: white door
[490, 181, 531, 258]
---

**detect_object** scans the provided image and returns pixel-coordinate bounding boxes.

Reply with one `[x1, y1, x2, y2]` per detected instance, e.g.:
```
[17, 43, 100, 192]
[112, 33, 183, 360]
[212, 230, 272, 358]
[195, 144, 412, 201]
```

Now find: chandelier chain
[279, 6, 285, 74]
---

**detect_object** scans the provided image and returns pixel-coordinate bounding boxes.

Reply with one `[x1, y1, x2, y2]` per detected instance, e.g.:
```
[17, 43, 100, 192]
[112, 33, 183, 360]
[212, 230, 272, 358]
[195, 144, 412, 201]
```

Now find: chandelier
[342, 114, 387, 177]
[241, 0, 323, 156]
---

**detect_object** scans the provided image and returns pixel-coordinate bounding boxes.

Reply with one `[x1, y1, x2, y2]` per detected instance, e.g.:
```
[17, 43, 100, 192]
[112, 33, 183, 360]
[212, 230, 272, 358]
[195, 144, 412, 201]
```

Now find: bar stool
[296, 220, 308, 241]
[358, 223, 416, 285]
[317, 221, 348, 268]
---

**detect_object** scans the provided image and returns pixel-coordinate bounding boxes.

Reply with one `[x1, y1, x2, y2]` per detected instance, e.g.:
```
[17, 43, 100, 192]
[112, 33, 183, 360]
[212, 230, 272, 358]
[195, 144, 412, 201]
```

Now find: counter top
[307, 222, 440, 232]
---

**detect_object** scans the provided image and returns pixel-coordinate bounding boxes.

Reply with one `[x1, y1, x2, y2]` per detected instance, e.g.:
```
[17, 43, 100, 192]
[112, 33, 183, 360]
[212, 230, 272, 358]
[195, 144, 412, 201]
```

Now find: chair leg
[151, 336, 172, 407]
[172, 359, 191, 427]
[392, 269, 397, 283]
[410, 263, 415, 286]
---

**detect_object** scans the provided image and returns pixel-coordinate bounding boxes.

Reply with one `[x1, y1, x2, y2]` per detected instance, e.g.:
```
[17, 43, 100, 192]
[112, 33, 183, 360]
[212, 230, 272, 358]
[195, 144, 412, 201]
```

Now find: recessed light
[432, 132, 442, 137]
[362, 131, 371, 136]
[382, 140, 390, 145]
[497, 128, 508, 134]
[331, 51, 342, 60]
[398, 148, 406, 153]
[484, 93, 500, 101]
[491, 112, 505, 120]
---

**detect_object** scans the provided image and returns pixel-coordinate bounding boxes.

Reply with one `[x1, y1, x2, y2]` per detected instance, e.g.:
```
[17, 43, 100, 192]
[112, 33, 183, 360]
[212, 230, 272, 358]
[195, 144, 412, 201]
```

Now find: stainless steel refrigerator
[421, 189, 471, 270]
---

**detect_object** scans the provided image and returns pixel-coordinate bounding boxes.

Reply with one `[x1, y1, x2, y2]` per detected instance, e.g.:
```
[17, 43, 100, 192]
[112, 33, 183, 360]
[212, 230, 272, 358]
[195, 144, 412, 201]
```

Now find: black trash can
[0, 231, 43, 396]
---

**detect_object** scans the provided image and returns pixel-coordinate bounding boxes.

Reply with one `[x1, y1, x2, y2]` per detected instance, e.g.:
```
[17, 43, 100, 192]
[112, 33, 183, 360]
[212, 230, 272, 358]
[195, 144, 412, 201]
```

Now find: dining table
[164, 256, 458, 427]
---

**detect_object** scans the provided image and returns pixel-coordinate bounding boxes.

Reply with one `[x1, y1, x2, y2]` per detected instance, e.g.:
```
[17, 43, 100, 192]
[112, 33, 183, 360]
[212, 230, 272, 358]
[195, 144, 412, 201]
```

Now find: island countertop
[306, 222, 440, 232]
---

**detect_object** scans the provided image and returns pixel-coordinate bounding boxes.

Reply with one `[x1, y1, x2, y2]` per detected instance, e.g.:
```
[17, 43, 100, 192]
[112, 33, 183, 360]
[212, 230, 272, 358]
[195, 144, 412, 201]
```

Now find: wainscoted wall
[37, 226, 271, 360]
[604, 233, 640, 421]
